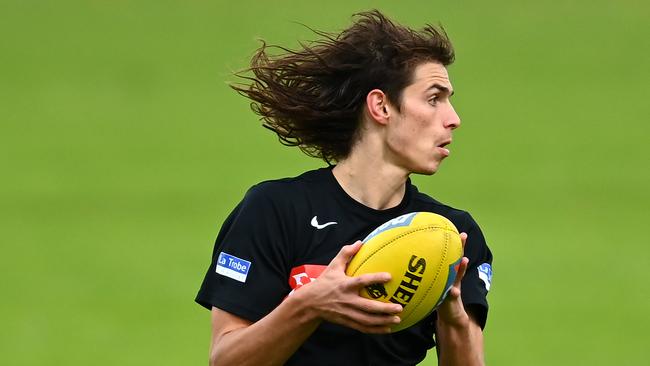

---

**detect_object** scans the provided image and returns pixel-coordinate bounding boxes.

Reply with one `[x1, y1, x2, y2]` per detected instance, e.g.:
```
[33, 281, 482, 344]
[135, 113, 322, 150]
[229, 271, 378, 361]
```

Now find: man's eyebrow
[428, 83, 454, 96]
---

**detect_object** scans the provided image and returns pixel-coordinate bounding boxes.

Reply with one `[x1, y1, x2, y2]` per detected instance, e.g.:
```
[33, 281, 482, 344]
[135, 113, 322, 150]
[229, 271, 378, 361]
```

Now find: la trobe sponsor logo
[215, 252, 252, 283]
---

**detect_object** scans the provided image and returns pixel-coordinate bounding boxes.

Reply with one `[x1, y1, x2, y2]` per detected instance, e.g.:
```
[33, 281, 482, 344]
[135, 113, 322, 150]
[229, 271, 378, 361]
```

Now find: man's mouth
[437, 140, 451, 156]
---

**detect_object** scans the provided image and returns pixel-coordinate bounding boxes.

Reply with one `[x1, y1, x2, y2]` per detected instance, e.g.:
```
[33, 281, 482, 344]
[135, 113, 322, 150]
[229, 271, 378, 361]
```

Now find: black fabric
[196, 167, 493, 366]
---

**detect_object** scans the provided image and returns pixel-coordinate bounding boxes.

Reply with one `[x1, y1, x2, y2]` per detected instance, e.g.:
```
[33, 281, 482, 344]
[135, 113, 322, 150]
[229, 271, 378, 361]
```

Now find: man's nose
[445, 104, 461, 129]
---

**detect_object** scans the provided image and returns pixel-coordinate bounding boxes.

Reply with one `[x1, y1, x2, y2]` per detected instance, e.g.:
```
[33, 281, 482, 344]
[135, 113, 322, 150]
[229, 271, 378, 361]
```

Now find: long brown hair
[231, 10, 455, 163]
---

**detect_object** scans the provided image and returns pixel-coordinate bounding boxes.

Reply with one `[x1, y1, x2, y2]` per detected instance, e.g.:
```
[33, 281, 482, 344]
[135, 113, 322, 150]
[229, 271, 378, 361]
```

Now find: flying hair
[231, 10, 455, 164]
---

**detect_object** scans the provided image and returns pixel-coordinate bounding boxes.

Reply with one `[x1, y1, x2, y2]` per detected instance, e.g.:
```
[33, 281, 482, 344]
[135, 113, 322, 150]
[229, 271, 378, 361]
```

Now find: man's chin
[412, 164, 440, 176]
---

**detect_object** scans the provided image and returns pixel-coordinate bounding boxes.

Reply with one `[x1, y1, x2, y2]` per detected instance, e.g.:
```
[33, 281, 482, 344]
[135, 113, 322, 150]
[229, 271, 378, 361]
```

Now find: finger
[447, 285, 461, 299]
[348, 271, 392, 289]
[329, 241, 363, 270]
[345, 308, 402, 326]
[335, 310, 401, 333]
[459, 232, 468, 250]
[355, 297, 403, 315]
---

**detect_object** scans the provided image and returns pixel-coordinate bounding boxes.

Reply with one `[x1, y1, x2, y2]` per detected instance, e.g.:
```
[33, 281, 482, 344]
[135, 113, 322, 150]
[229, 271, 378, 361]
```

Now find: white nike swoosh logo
[311, 216, 337, 230]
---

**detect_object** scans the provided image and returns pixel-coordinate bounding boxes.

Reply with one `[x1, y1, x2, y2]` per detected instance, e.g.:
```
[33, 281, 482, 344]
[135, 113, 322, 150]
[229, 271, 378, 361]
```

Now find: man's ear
[366, 89, 391, 125]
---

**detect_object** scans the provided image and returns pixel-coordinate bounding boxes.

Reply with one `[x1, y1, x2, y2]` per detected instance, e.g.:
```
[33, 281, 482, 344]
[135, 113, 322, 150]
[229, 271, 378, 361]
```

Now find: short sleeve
[458, 212, 493, 329]
[195, 184, 293, 322]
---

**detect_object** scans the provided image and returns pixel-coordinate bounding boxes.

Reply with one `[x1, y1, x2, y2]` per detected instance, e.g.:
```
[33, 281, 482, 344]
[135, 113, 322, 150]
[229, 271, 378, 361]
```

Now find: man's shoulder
[244, 168, 330, 204]
[411, 189, 466, 215]
[410, 189, 476, 230]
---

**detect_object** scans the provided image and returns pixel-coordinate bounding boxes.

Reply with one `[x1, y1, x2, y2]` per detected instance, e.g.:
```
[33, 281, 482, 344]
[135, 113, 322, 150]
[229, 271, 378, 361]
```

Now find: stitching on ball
[349, 226, 454, 324]
[405, 231, 448, 323]
[350, 225, 452, 274]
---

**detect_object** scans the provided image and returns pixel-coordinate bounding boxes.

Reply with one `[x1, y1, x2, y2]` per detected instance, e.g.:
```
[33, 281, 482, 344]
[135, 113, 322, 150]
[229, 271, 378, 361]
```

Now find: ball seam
[350, 226, 452, 325]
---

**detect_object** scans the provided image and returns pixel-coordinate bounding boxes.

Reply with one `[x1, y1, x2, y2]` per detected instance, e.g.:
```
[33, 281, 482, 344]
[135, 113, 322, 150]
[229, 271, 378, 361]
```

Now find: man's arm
[208, 242, 403, 366]
[435, 233, 486, 366]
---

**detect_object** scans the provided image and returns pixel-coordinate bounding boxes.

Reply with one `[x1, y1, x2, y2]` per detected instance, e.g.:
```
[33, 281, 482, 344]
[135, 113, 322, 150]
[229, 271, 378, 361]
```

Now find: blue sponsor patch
[477, 263, 492, 291]
[363, 212, 418, 242]
[216, 252, 251, 283]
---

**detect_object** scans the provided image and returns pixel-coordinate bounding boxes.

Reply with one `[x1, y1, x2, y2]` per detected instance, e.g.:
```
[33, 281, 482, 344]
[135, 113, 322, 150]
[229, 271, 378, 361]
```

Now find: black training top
[196, 167, 493, 366]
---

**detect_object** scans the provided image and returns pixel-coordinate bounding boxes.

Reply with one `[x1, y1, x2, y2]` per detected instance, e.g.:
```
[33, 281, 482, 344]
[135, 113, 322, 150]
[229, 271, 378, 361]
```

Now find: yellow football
[346, 212, 463, 332]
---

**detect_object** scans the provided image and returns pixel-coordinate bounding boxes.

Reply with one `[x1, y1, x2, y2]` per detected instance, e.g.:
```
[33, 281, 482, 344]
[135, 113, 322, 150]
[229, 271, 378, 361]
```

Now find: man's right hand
[291, 241, 403, 334]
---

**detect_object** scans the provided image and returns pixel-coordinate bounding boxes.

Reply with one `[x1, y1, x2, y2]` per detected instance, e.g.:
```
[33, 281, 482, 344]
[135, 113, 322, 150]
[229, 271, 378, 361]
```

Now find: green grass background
[1, 0, 648, 364]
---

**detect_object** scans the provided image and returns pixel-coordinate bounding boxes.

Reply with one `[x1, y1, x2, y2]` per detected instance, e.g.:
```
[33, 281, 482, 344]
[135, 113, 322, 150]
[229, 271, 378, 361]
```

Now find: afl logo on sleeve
[216, 252, 251, 283]
[477, 263, 492, 291]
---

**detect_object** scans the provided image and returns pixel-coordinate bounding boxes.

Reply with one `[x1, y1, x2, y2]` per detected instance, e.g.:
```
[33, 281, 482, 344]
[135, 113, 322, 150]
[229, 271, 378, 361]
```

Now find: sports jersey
[196, 167, 493, 365]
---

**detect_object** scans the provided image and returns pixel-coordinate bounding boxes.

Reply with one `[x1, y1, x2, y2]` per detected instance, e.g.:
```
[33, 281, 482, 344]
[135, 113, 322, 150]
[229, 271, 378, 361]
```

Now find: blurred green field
[1, 0, 649, 364]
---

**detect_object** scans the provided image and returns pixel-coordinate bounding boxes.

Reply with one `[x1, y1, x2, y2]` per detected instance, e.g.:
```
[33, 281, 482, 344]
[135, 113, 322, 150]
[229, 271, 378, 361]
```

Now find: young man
[196, 10, 493, 366]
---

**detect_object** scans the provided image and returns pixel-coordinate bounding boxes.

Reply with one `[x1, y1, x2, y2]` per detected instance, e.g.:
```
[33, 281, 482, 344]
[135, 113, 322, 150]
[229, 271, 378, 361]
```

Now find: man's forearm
[436, 315, 485, 366]
[210, 293, 322, 366]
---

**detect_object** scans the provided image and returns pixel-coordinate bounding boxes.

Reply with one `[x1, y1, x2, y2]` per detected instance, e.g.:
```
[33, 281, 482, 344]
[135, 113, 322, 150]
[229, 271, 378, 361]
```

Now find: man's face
[385, 62, 460, 175]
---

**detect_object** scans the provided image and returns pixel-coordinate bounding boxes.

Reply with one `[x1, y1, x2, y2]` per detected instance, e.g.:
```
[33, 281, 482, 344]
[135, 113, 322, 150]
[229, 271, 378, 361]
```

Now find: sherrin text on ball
[346, 212, 463, 332]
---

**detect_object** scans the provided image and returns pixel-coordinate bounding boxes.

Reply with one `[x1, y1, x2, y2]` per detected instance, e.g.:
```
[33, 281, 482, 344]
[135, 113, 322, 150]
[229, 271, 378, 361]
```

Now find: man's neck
[332, 156, 409, 211]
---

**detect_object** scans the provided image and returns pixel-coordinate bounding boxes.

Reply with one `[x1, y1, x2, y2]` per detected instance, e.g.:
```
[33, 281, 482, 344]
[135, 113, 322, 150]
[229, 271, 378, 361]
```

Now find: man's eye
[429, 96, 439, 106]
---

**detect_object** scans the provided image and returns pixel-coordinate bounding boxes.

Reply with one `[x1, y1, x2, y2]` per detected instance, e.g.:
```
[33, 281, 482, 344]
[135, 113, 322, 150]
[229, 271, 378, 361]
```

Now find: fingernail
[393, 316, 401, 323]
